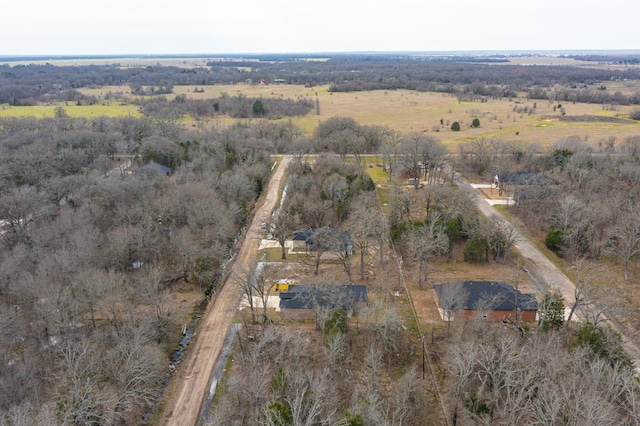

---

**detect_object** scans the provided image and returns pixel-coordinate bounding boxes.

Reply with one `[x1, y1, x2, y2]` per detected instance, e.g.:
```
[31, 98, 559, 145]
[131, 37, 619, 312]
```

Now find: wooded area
[1, 53, 640, 425]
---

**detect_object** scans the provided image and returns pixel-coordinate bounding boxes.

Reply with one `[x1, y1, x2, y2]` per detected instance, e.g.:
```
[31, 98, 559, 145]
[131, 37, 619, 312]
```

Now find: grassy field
[2, 82, 638, 150]
[144, 83, 640, 149]
[0, 103, 142, 118]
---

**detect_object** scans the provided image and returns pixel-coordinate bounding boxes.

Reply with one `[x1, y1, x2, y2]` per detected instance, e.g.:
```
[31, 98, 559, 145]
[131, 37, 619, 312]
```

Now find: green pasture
[360, 156, 405, 205]
[0, 103, 142, 119]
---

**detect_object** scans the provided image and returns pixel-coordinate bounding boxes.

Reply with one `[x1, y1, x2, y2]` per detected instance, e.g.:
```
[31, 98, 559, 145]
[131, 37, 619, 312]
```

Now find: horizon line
[2, 49, 640, 60]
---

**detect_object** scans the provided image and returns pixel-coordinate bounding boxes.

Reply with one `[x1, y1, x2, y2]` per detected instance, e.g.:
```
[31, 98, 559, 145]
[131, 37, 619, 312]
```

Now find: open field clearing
[76, 83, 640, 149]
[0, 103, 142, 118]
[1, 82, 638, 151]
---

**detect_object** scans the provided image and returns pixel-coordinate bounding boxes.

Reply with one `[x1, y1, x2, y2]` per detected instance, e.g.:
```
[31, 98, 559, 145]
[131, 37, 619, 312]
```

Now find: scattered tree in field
[471, 118, 480, 128]
[451, 121, 461, 131]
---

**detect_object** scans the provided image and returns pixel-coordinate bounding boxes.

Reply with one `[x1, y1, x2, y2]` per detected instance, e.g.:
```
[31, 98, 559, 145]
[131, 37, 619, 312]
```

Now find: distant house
[292, 228, 315, 251]
[434, 281, 538, 322]
[291, 227, 352, 255]
[494, 171, 555, 197]
[136, 162, 172, 177]
[279, 284, 368, 320]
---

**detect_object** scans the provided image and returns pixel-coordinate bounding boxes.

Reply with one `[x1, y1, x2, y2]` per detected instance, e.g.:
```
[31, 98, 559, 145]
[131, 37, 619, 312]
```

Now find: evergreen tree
[539, 291, 565, 331]
[252, 99, 265, 116]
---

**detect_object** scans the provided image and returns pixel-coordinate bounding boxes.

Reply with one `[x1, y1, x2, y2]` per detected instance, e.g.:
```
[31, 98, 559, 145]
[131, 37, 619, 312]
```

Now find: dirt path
[159, 156, 291, 426]
[461, 177, 640, 370]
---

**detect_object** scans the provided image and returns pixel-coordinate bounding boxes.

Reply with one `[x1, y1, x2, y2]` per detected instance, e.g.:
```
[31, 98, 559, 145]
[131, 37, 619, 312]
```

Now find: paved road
[461, 177, 640, 370]
[159, 156, 291, 426]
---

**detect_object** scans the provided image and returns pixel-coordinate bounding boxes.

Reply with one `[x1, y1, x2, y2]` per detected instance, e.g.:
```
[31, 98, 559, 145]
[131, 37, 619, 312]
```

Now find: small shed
[434, 281, 538, 322]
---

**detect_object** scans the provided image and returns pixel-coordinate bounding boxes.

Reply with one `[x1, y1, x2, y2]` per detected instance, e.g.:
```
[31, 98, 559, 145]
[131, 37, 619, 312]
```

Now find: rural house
[136, 161, 173, 177]
[434, 281, 538, 322]
[279, 284, 368, 320]
[291, 227, 353, 255]
[493, 171, 555, 198]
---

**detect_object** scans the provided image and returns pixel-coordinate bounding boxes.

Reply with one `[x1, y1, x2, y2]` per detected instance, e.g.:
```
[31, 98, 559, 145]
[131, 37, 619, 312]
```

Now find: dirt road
[159, 156, 291, 426]
[462, 178, 640, 370]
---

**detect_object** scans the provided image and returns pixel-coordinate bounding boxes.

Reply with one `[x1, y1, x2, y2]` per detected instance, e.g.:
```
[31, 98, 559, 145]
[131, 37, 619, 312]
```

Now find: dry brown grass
[77, 82, 640, 152]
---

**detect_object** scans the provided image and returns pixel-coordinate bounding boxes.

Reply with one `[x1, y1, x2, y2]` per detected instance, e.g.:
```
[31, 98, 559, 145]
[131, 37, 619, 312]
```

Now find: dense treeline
[210, 137, 640, 425]
[3, 55, 640, 107]
[0, 115, 276, 423]
[136, 92, 313, 121]
[0, 63, 244, 105]
[457, 135, 640, 270]
[208, 311, 640, 425]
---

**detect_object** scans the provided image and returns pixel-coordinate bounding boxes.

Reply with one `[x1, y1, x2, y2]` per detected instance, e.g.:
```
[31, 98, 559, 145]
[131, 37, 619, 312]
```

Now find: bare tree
[397, 133, 439, 189]
[235, 261, 261, 324]
[136, 264, 168, 321]
[347, 201, 387, 279]
[406, 217, 449, 288]
[106, 321, 167, 422]
[436, 282, 469, 334]
[388, 187, 418, 226]
[390, 366, 420, 425]
[606, 212, 640, 280]
[381, 131, 402, 182]
[484, 214, 521, 263]
[270, 209, 299, 260]
[566, 259, 610, 325]
[302, 199, 334, 230]
[72, 268, 113, 330]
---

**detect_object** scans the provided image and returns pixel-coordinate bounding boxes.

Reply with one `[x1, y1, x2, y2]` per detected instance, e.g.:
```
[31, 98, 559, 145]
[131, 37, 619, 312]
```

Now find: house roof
[279, 285, 367, 310]
[292, 228, 314, 241]
[498, 172, 555, 186]
[292, 227, 352, 252]
[434, 281, 537, 312]
[136, 162, 172, 176]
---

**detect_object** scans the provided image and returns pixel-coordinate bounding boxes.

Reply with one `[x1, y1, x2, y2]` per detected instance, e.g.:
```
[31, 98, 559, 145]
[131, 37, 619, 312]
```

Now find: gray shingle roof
[279, 285, 367, 310]
[434, 281, 537, 311]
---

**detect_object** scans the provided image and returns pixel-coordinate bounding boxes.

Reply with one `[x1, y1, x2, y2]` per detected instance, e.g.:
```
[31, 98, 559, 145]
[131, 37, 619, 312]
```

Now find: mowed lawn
[3, 82, 636, 150]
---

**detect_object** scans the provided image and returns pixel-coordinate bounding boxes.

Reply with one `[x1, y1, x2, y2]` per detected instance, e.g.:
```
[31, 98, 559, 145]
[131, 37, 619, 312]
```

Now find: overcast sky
[3, 0, 639, 55]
